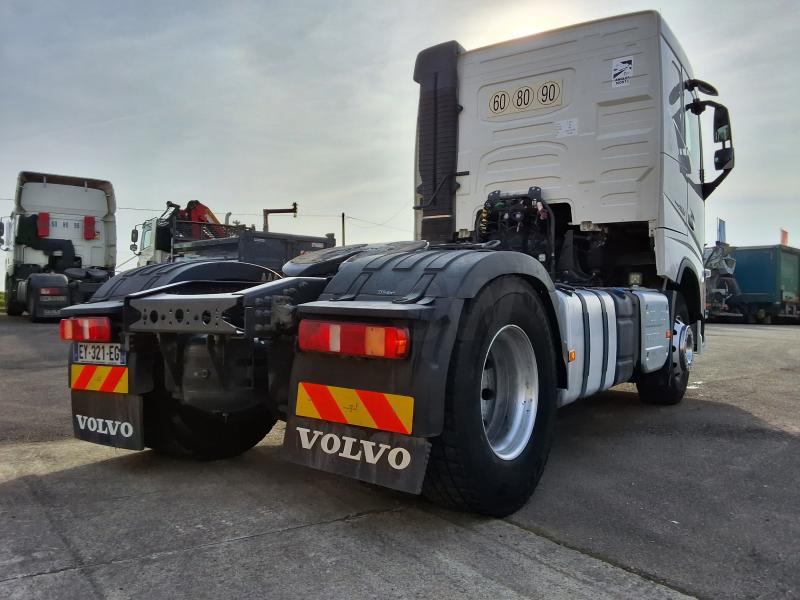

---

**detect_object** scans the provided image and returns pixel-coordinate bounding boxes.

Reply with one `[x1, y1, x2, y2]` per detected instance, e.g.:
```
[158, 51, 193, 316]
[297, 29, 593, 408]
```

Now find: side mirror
[130, 228, 139, 243]
[698, 99, 735, 199]
[713, 104, 732, 143]
[685, 78, 719, 97]
[0, 221, 4, 237]
[714, 147, 735, 171]
[130, 243, 138, 253]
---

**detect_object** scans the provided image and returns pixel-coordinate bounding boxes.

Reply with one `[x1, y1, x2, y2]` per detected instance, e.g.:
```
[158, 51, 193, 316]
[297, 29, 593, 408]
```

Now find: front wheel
[423, 276, 558, 516]
[636, 294, 693, 405]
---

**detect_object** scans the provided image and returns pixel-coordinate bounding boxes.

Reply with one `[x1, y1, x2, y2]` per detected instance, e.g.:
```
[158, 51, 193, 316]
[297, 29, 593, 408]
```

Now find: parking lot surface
[1, 316, 798, 599]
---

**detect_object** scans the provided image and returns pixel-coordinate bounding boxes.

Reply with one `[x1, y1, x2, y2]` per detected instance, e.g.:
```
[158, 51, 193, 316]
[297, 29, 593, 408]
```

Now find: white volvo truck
[60, 12, 734, 516]
[1, 172, 117, 320]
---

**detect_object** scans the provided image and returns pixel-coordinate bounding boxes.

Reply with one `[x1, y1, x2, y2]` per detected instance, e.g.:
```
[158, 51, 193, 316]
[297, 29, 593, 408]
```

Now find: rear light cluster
[298, 320, 410, 359]
[59, 317, 112, 342]
[37, 212, 50, 237]
[39, 287, 65, 296]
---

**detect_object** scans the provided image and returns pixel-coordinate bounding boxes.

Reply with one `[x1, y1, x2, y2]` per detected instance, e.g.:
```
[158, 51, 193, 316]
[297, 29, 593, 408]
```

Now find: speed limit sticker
[488, 78, 562, 117]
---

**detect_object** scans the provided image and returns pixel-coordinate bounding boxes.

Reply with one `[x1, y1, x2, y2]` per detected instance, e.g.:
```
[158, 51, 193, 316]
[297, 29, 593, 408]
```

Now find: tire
[5, 298, 23, 316]
[4, 278, 24, 316]
[144, 383, 276, 460]
[636, 294, 691, 405]
[423, 276, 558, 517]
[27, 294, 42, 323]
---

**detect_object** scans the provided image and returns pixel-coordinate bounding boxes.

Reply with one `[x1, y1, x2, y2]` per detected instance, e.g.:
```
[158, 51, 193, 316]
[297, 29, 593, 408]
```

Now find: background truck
[59, 11, 735, 516]
[130, 200, 335, 272]
[1, 171, 116, 320]
[727, 245, 800, 323]
[703, 241, 740, 320]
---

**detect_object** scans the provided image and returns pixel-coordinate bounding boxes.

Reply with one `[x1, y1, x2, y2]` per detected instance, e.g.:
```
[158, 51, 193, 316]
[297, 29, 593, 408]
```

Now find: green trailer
[728, 245, 800, 323]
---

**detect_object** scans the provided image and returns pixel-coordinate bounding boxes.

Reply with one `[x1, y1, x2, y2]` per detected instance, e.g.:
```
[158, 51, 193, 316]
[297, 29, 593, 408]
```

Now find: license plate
[40, 295, 67, 303]
[74, 343, 125, 365]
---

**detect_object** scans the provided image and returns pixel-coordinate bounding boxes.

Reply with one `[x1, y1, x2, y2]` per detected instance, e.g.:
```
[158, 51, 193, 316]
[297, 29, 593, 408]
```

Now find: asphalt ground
[0, 316, 797, 599]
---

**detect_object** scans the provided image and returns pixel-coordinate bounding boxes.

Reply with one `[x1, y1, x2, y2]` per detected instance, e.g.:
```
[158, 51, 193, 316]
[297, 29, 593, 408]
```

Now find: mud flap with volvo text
[281, 380, 431, 494]
[282, 417, 430, 494]
[71, 390, 145, 450]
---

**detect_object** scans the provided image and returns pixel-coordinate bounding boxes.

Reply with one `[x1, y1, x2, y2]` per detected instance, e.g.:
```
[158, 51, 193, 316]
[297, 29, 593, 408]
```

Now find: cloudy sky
[1, 0, 798, 276]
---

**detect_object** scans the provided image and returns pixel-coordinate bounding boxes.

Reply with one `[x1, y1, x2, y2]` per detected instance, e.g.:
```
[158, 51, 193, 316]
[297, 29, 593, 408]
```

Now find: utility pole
[262, 202, 298, 232]
[341, 212, 346, 246]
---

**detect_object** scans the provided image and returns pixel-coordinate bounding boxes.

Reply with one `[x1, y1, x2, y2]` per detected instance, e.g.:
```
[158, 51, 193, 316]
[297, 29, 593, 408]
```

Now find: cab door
[683, 69, 705, 265]
[658, 40, 690, 278]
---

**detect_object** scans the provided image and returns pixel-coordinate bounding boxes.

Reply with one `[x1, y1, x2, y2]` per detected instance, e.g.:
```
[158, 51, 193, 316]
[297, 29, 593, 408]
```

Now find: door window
[683, 83, 702, 177]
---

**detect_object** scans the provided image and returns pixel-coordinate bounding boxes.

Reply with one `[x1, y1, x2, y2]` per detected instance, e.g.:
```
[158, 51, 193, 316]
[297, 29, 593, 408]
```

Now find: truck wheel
[5, 278, 24, 316]
[5, 296, 23, 316]
[636, 294, 692, 405]
[26, 294, 42, 322]
[144, 389, 276, 460]
[423, 276, 558, 517]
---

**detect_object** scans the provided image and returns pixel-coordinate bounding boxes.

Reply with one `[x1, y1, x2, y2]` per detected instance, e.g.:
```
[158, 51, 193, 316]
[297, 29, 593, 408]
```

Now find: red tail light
[39, 287, 65, 296]
[298, 320, 409, 359]
[37, 212, 50, 237]
[83, 215, 96, 240]
[59, 317, 112, 342]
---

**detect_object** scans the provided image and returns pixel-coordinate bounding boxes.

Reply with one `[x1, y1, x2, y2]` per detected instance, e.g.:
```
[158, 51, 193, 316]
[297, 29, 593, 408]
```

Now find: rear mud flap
[282, 417, 431, 494]
[71, 390, 145, 450]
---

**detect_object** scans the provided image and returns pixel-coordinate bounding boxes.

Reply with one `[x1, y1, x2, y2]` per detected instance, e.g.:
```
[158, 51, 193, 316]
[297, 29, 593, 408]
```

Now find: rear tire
[5, 298, 23, 316]
[144, 388, 276, 460]
[5, 278, 24, 316]
[637, 294, 691, 405]
[27, 294, 42, 323]
[422, 276, 558, 517]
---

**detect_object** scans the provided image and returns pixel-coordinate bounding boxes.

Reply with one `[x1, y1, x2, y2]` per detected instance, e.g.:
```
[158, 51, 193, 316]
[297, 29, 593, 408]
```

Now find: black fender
[25, 272, 70, 317]
[25, 272, 69, 295]
[86, 260, 278, 304]
[292, 249, 563, 437]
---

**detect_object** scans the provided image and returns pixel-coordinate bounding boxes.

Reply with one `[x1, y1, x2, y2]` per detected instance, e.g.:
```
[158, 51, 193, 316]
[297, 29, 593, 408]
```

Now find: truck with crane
[59, 12, 735, 515]
[129, 200, 335, 272]
[1, 171, 116, 321]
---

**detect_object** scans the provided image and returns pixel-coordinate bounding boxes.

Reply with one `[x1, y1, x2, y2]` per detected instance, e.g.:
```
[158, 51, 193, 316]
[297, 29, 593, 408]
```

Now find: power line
[1, 200, 413, 234]
[115, 254, 139, 269]
[345, 215, 411, 233]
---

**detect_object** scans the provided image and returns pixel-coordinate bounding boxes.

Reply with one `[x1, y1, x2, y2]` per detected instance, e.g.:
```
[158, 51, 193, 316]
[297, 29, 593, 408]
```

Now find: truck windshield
[141, 223, 153, 250]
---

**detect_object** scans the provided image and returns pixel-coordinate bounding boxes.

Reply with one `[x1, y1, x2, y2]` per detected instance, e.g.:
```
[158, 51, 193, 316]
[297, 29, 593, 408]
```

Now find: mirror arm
[701, 169, 732, 199]
[687, 98, 724, 116]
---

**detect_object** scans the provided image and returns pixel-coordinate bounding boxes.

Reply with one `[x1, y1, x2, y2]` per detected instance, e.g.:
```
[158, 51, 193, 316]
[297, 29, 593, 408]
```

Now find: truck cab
[1, 172, 116, 320]
[414, 11, 733, 328]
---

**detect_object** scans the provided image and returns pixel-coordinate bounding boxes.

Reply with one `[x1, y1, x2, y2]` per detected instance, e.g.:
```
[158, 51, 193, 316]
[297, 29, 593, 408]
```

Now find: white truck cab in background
[1, 172, 117, 320]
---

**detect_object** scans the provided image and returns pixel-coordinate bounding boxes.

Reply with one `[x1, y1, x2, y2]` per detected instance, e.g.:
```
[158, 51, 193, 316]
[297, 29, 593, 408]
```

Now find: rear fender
[26, 272, 70, 316]
[289, 249, 561, 438]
